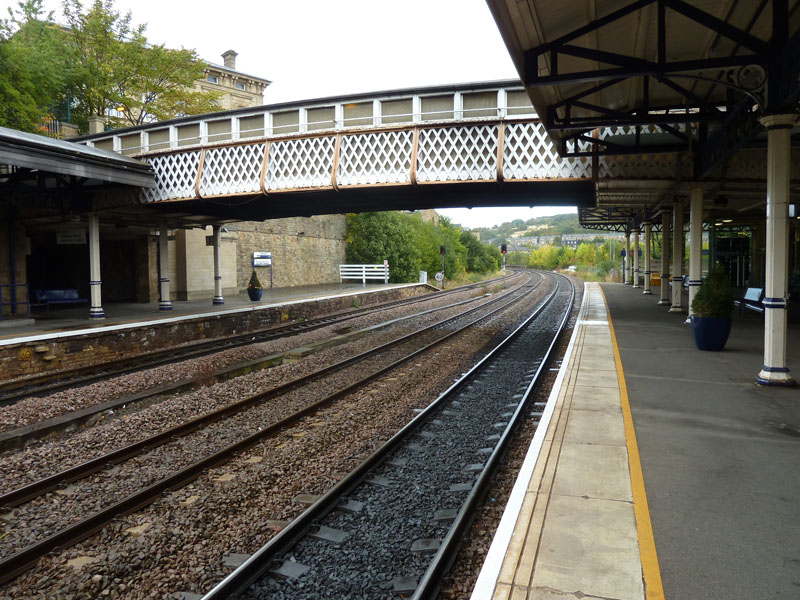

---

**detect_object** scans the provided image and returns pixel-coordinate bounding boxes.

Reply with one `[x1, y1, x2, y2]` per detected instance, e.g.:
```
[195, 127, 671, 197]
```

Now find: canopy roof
[486, 0, 800, 178]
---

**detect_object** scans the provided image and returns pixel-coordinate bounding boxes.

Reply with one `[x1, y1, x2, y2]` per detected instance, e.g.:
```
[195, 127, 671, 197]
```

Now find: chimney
[222, 50, 237, 70]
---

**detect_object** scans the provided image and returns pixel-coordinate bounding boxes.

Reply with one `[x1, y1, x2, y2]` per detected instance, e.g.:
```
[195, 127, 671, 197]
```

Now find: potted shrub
[690, 264, 734, 351]
[247, 271, 263, 302]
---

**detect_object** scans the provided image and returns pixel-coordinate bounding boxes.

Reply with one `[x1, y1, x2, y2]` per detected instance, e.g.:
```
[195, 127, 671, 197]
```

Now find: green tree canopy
[1, 0, 221, 134]
[0, 1, 73, 131]
[346, 212, 499, 283]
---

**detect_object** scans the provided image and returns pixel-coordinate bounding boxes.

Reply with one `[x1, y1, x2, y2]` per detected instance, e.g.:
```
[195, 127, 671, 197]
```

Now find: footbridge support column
[658, 210, 671, 306]
[158, 223, 172, 311]
[212, 225, 224, 305]
[88, 213, 104, 319]
[756, 114, 797, 386]
[632, 227, 640, 288]
[687, 186, 703, 323]
[669, 202, 684, 313]
[643, 221, 652, 294]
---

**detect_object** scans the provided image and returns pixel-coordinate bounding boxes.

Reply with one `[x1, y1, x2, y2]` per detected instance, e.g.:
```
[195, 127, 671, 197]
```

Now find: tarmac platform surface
[473, 281, 800, 600]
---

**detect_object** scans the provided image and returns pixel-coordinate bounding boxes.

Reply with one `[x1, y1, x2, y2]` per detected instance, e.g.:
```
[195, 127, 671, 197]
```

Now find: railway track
[201, 273, 574, 599]
[0, 273, 516, 405]
[0, 279, 517, 451]
[0, 271, 550, 586]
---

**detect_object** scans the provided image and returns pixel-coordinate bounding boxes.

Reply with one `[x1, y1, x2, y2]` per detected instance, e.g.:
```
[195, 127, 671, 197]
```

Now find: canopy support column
[669, 202, 684, 313]
[212, 225, 224, 305]
[632, 227, 640, 288]
[756, 114, 797, 386]
[158, 223, 172, 311]
[624, 232, 631, 285]
[687, 186, 703, 323]
[658, 210, 671, 306]
[643, 221, 652, 294]
[88, 213, 104, 320]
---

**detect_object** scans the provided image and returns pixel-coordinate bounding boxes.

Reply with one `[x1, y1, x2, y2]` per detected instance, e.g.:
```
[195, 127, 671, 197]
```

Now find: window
[235, 82, 246, 91]
[207, 75, 219, 84]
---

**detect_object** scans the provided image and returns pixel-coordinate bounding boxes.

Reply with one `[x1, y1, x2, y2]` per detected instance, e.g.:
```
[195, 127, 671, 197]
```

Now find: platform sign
[56, 229, 86, 245]
[253, 251, 272, 267]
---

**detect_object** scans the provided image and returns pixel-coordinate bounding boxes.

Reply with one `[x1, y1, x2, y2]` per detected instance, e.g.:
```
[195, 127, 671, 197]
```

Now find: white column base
[668, 305, 684, 313]
[755, 367, 795, 386]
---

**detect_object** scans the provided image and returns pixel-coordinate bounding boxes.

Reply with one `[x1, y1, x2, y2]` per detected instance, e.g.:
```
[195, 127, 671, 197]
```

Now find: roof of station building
[0, 126, 154, 188]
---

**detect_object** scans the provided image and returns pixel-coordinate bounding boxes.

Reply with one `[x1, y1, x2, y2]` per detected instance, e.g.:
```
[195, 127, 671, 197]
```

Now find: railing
[339, 264, 389, 285]
[77, 82, 539, 156]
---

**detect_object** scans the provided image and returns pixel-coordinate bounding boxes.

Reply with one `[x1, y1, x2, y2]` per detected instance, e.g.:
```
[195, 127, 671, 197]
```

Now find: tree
[62, 0, 221, 128]
[575, 243, 597, 266]
[346, 212, 421, 283]
[0, 1, 73, 132]
[1, 0, 221, 133]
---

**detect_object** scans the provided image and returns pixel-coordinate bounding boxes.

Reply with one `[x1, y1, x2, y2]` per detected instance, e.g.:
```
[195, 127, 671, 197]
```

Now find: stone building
[195, 50, 272, 111]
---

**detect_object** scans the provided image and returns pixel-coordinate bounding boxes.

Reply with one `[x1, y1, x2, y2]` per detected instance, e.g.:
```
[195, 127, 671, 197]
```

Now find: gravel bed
[0, 272, 549, 599]
[0, 283, 541, 560]
[246, 275, 572, 599]
[0, 275, 525, 435]
[0, 275, 534, 495]
[437, 276, 584, 599]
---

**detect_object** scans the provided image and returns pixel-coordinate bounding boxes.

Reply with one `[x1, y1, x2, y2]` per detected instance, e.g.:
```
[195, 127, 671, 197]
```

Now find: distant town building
[196, 50, 272, 110]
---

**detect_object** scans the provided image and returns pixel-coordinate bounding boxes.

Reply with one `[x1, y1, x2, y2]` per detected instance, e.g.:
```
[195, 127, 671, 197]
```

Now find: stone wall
[228, 215, 347, 290]
[0, 284, 429, 385]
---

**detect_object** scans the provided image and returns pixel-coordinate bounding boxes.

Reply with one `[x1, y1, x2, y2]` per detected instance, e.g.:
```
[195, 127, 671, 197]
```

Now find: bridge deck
[473, 282, 800, 599]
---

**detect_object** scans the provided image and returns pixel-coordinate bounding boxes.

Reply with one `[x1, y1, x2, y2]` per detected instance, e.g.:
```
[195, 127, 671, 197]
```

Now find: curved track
[202, 273, 574, 599]
[0, 272, 552, 587]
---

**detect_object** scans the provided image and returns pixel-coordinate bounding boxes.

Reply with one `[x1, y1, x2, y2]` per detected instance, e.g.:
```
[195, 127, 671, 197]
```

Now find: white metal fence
[339, 264, 389, 284]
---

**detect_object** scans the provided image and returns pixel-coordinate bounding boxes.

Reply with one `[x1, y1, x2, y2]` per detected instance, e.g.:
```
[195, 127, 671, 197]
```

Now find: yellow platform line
[600, 285, 665, 600]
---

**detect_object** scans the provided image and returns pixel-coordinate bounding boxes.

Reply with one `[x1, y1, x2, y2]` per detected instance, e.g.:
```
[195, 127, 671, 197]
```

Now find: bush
[691, 265, 733, 318]
[248, 271, 262, 289]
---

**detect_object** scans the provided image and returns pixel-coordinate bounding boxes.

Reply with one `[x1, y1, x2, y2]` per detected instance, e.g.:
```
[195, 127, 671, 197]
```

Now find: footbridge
[75, 81, 684, 222]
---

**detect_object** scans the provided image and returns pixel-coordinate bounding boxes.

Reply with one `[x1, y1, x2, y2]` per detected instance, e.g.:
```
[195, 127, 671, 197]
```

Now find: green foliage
[248, 271, 262, 289]
[691, 265, 734, 318]
[346, 212, 497, 283]
[0, 1, 74, 132]
[1, 0, 221, 133]
[575, 243, 596, 266]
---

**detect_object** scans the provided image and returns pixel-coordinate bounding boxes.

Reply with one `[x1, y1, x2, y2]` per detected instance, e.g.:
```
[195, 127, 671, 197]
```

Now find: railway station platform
[0, 282, 406, 341]
[473, 281, 800, 600]
[0, 282, 429, 386]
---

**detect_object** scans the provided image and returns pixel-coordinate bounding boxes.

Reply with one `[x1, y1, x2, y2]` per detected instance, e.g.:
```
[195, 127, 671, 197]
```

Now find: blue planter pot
[691, 316, 732, 351]
[247, 288, 262, 302]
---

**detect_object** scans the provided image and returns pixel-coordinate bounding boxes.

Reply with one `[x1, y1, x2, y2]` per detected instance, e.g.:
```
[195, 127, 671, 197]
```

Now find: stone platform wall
[0, 284, 430, 386]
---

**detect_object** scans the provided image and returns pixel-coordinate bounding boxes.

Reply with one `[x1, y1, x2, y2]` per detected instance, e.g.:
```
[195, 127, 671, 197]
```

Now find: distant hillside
[468, 213, 593, 244]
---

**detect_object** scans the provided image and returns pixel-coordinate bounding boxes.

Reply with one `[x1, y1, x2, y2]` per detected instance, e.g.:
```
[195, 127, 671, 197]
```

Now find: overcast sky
[26, 0, 576, 228]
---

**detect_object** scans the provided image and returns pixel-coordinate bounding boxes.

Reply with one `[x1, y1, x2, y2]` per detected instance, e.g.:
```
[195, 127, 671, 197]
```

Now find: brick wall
[0, 284, 429, 385]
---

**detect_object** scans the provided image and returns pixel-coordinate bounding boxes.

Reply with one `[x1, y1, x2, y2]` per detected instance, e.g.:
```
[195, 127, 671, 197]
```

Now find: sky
[23, 0, 577, 228]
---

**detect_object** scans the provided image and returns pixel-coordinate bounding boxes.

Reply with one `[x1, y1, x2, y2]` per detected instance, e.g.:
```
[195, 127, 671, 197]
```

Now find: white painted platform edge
[470, 282, 589, 600]
[0, 283, 423, 347]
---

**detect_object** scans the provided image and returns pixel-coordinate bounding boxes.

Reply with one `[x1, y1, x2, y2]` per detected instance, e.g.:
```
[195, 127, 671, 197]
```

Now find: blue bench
[35, 289, 89, 310]
[734, 287, 764, 316]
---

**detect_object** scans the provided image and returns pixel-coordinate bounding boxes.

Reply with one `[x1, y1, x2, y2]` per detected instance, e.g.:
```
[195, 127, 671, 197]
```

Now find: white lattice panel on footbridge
[139, 118, 696, 204]
[417, 125, 498, 182]
[598, 126, 681, 179]
[503, 122, 591, 180]
[141, 151, 201, 203]
[265, 137, 335, 191]
[337, 130, 414, 186]
[199, 144, 265, 197]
